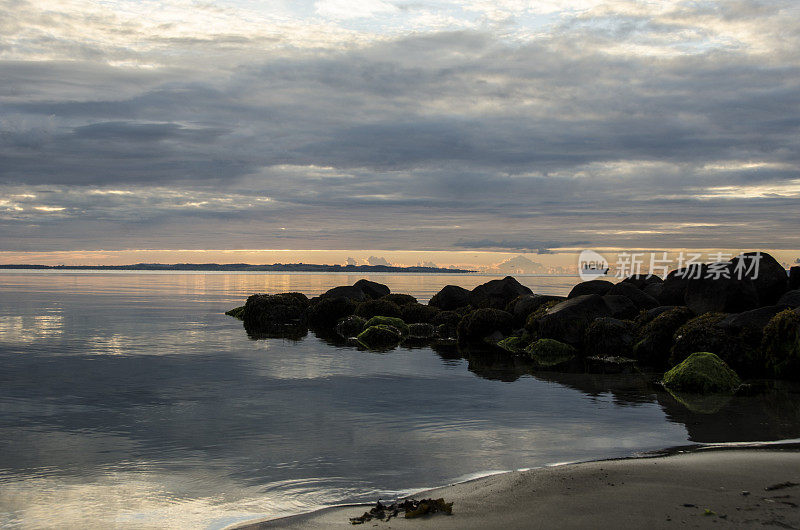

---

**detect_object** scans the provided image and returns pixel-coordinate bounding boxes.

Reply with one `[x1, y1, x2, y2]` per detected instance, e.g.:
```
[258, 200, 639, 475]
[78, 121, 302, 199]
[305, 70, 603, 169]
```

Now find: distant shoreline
[0, 263, 476, 273]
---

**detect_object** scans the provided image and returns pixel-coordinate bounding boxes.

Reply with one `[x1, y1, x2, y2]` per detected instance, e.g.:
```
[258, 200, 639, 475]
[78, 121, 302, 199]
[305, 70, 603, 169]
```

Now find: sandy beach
[234, 447, 800, 529]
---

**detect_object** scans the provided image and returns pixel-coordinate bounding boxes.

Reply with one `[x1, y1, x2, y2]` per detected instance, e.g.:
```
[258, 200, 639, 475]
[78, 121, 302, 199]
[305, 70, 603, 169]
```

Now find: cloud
[367, 256, 392, 266]
[1, 0, 799, 252]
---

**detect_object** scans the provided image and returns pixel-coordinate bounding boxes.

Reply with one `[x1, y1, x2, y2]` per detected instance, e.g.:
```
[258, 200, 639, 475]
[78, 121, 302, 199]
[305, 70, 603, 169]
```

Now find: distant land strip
[0, 263, 476, 273]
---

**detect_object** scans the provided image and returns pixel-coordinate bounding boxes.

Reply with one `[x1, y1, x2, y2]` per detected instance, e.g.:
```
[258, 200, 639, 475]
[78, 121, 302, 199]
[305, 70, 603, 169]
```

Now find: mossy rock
[335, 315, 367, 338]
[663, 352, 741, 394]
[225, 306, 245, 319]
[307, 296, 357, 327]
[381, 293, 418, 306]
[526, 338, 578, 367]
[760, 309, 800, 379]
[497, 335, 531, 354]
[408, 322, 435, 339]
[357, 325, 403, 350]
[400, 302, 440, 323]
[364, 316, 409, 336]
[670, 313, 729, 365]
[633, 307, 694, 367]
[456, 308, 513, 345]
[355, 299, 402, 319]
[523, 299, 562, 333]
[584, 318, 634, 357]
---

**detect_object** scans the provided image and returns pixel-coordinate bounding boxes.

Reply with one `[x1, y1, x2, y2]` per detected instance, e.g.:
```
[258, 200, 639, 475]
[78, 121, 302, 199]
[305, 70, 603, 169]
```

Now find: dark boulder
[537, 294, 611, 346]
[568, 279, 614, 299]
[381, 293, 418, 306]
[506, 294, 566, 328]
[622, 274, 664, 290]
[719, 305, 790, 334]
[354, 299, 402, 319]
[428, 285, 471, 311]
[307, 297, 357, 327]
[683, 264, 759, 314]
[729, 252, 789, 305]
[607, 281, 659, 310]
[790, 266, 800, 290]
[242, 293, 309, 329]
[319, 285, 368, 302]
[470, 276, 533, 309]
[336, 315, 367, 338]
[225, 306, 245, 319]
[633, 307, 694, 367]
[642, 282, 664, 300]
[584, 318, 634, 357]
[777, 290, 800, 308]
[357, 325, 402, 350]
[353, 279, 390, 299]
[635, 305, 681, 326]
[670, 313, 751, 371]
[658, 269, 692, 305]
[400, 302, 440, 323]
[457, 308, 513, 345]
[602, 294, 638, 320]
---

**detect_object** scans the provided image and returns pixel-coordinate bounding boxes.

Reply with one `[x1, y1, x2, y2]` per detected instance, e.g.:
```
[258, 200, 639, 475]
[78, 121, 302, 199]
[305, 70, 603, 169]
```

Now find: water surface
[1, 272, 798, 528]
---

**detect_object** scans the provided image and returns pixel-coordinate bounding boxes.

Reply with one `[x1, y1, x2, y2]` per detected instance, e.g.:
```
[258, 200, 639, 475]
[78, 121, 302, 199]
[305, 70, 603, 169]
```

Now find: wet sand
[233, 448, 800, 529]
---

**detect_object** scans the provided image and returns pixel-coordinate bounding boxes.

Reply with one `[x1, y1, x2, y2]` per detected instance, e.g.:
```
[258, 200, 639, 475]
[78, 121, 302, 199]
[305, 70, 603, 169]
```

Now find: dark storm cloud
[1, 0, 799, 252]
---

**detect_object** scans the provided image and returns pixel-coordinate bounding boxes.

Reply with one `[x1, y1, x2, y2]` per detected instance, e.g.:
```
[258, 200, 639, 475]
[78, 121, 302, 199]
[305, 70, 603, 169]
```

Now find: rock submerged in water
[357, 324, 403, 350]
[663, 352, 741, 394]
[457, 308, 513, 345]
[526, 338, 577, 368]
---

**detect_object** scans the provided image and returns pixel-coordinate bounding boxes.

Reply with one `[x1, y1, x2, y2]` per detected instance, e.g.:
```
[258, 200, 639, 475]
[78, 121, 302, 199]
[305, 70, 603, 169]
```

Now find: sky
[1, 0, 799, 268]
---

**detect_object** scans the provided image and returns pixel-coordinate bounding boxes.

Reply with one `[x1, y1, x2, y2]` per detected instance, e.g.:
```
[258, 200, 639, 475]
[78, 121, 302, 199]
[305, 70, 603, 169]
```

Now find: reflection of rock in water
[529, 370, 657, 407]
[657, 381, 800, 443]
[243, 321, 308, 341]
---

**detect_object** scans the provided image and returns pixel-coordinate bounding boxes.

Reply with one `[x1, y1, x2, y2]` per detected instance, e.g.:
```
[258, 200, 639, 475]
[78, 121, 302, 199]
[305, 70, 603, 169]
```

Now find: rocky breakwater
[227, 253, 799, 404]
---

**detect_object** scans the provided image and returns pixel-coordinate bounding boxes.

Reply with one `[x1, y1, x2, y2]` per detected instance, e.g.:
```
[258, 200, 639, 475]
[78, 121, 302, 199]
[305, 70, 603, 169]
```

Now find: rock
[431, 310, 461, 338]
[319, 285, 368, 302]
[456, 308, 513, 345]
[602, 294, 638, 319]
[635, 305, 681, 326]
[585, 356, 637, 374]
[759, 309, 800, 379]
[364, 316, 409, 336]
[607, 281, 659, 310]
[642, 282, 664, 300]
[225, 306, 245, 319]
[407, 322, 435, 339]
[658, 269, 692, 305]
[584, 317, 634, 357]
[354, 299, 402, 319]
[307, 297, 357, 327]
[381, 293, 418, 306]
[428, 285, 471, 310]
[496, 335, 531, 354]
[568, 279, 614, 298]
[537, 294, 611, 346]
[663, 352, 741, 394]
[524, 299, 565, 334]
[469, 276, 533, 309]
[622, 274, 664, 290]
[777, 290, 800, 308]
[400, 302, 440, 323]
[718, 305, 790, 334]
[526, 338, 578, 367]
[242, 293, 309, 329]
[790, 267, 800, 290]
[683, 264, 759, 314]
[670, 313, 733, 366]
[729, 252, 789, 305]
[336, 315, 367, 338]
[357, 325, 402, 350]
[353, 279, 390, 299]
[506, 294, 566, 328]
[633, 307, 694, 367]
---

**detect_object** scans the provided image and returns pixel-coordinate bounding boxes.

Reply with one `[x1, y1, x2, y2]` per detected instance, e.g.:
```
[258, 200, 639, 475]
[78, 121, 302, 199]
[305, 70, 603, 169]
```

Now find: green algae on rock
[760, 309, 800, 379]
[663, 352, 741, 394]
[363, 316, 409, 336]
[357, 324, 403, 350]
[526, 338, 577, 367]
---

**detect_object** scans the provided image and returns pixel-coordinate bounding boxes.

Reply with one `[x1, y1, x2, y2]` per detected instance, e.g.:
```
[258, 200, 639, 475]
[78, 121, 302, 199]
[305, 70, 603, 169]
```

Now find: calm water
[1, 272, 799, 529]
